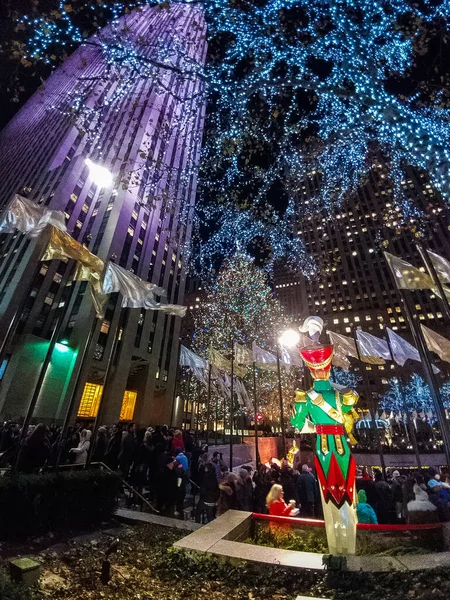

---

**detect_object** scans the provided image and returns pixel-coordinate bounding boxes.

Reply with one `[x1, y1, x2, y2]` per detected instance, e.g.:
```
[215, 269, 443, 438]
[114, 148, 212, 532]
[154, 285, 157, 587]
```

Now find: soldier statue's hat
[299, 344, 333, 373]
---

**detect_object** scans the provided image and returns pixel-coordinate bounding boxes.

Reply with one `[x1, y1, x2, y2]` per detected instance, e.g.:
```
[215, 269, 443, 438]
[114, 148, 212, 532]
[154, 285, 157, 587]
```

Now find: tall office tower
[0, 4, 207, 425]
[275, 163, 450, 401]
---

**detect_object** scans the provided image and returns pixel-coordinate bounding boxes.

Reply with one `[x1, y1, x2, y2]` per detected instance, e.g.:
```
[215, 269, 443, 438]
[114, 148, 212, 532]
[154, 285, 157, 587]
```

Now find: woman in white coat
[70, 429, 92, 465]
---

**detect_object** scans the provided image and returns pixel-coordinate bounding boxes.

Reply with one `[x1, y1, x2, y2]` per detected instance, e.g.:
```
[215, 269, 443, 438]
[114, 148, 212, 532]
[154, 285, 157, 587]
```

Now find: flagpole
[276, 344, 287, 459]
[229, 340, 234, 471]
[385, 333, 422, 469]
[353, 331, 387, 478]
[252, 361, 260, 468]
[416, 243, 450, 323]
[205, 363, 212, 446]
[214, 388, 219, 446]
[170, 339, 182, 428]
[55, 314, 99, 467]
[397, 288, 450, 468]
[15, 274, 78, 471]
[0, 236, 49, 369]
[195, 379, 200, 443]
[184, 370, 192, 431]
[86, 308, 126, 468]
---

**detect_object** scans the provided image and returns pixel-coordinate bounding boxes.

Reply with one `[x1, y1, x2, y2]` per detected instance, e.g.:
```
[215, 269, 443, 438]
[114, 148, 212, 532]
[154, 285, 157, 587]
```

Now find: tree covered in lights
[380, 373, 450, 415]
[331, 367, 362, 390]
[192, 252, 286, 356]
[191, 252, 295, 424]
[3, 0, 450, 273]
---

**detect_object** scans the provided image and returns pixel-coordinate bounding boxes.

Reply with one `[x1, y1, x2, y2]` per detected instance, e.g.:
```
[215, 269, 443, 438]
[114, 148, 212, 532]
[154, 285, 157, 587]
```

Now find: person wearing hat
[390, 470, 404, 520]
[427, 479, 450, 521]
[291, 343, 359, 554]
[155, 454, 178, 516]
[296, 464, 318, 518]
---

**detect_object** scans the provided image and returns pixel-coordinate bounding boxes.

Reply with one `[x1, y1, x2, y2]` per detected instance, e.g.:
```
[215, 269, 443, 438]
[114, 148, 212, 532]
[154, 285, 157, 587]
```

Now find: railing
[252, 513, 443, 531]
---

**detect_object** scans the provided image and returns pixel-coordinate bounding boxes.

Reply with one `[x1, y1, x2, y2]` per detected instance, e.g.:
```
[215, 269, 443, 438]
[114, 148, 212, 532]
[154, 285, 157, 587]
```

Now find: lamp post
[277, 329, 300, 459]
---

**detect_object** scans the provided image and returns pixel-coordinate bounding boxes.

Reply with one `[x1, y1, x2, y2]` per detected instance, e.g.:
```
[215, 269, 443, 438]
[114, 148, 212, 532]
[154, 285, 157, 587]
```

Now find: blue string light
[16, 0, 450, 275]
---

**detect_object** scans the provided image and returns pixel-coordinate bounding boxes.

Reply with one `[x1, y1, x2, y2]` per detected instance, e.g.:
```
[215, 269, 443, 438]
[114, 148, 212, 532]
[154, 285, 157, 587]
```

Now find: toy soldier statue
[291, 343, 359, 555]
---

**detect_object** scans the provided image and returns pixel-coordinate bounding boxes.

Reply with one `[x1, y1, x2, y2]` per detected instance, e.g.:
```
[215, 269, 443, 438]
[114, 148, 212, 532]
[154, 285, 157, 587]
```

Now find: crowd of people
[1, 420, 450, 526]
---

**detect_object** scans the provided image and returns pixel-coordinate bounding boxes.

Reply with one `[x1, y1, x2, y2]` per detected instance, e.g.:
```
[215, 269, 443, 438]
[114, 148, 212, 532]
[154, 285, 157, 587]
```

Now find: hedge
[0, 470, 121, 540]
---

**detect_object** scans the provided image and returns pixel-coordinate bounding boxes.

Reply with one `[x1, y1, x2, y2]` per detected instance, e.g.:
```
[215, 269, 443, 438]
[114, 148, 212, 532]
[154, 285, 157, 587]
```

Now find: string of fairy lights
[7, 0, 450, 276]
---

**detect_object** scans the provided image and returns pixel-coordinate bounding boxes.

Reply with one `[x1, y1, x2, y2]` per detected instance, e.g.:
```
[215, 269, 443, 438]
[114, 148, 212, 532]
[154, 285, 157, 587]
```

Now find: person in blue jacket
[356, 489, 378, 524]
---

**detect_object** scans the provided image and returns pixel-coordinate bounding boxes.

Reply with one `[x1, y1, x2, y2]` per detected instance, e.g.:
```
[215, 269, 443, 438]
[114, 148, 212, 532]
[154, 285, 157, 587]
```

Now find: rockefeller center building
[275, 163, 450, 401]
[0, 5, 207, 425]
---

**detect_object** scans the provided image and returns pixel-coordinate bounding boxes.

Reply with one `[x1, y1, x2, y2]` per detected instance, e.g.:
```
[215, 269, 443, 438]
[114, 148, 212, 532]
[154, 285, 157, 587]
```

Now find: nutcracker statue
[291, 343, 359, 555]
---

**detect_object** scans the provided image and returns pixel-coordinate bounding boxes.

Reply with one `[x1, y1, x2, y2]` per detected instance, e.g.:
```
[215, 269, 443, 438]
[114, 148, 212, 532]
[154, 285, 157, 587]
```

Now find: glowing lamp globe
[278, 329, 300, 348]
[85, 158, 113, 188]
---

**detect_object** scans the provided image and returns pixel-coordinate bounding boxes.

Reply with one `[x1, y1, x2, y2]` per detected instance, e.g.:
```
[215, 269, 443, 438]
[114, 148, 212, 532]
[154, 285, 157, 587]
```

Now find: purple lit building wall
[0, 4, 207, 425]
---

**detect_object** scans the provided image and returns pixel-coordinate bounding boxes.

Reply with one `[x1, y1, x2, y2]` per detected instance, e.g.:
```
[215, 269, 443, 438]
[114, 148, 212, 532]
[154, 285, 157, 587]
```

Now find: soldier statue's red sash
[315, 425, 345, 435]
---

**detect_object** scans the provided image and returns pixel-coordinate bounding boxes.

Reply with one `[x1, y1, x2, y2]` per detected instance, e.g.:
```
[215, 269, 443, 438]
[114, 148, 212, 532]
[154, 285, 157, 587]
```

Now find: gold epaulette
[341, 390, 359, 406]
[295, 389, 307, 403]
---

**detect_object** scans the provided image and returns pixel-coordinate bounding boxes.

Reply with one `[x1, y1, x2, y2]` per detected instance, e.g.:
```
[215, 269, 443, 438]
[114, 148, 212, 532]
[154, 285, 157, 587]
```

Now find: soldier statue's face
[311, 368, 331, 380]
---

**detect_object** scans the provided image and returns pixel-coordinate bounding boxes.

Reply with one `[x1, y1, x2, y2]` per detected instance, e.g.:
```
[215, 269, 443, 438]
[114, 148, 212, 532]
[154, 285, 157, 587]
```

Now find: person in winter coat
[374, 470, 395, 524]
[118, 423, 137, 480]
[217, 473, 239, 516]
[171, 430, 184, 454]
[296, 465, 317, 518]
[390, 470, 405, 520]
[266, 483, 296, 516]
[70, 429, 92, 465]
[253, 465, 273, 513]
[155, 455, 178, 516]
[407, 484, 439, 524]
[104, 423, 123, 470]
[356, 489, 378, 524]
[280, 465, 299, 507]
[196, 461, 219, 523]
[17, 423, 51, 473]
[92, 426, 108, 463]
[236, 468, 254, 511]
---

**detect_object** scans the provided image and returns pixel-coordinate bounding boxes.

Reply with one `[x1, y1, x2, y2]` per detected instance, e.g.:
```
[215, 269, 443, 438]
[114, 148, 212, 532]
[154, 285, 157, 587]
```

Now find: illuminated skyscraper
[275, 164, 450, 400]
[0, 4, 207, 425]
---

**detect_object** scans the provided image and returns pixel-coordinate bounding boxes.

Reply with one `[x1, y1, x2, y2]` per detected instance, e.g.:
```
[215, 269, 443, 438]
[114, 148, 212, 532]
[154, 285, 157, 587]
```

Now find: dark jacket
[200, 467, 219, 504]
[237, 479, 253, 512]
[297, 471, 317, 504]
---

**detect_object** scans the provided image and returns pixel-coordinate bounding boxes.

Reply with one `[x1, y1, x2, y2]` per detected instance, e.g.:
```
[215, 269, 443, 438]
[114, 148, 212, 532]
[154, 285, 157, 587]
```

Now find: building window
[77, 382, 103, 418]
[120, 390, 137, 421]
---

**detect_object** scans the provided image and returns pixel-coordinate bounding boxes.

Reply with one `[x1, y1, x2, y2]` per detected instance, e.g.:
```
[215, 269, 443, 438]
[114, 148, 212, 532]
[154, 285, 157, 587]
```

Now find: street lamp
[85, 158, 113, 188]
[278, 329, 300, 348]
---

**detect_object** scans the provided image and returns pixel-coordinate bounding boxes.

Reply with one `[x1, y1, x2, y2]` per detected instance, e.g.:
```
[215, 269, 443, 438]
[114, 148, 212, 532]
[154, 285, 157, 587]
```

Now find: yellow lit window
[77, 383, 103, 418]
[120, 390, 137, 422]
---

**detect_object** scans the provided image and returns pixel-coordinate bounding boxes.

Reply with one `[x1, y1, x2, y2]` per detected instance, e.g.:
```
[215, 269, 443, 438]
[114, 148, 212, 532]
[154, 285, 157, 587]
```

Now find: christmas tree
[193, 253, 287, 355]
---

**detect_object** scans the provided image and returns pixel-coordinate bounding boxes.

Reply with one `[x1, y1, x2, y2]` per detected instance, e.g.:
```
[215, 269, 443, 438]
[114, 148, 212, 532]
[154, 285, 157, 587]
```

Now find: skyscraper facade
[275, 163, 450, 403]
[0, 4, 207, 425]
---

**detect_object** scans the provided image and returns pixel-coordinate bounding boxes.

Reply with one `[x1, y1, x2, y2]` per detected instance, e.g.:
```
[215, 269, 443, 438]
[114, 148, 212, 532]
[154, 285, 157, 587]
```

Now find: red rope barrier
[252, 513, 443, 531]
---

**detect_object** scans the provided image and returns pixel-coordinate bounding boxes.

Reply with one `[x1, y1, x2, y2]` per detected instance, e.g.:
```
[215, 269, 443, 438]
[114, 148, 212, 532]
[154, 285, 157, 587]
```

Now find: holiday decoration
[8, 0, 450, 275]
[291, 343, 359, 555]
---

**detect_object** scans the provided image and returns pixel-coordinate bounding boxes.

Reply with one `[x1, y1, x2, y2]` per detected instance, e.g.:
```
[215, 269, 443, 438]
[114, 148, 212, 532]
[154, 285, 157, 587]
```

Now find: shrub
[0, 569, 36, 600]
[0, 469, 121, 540]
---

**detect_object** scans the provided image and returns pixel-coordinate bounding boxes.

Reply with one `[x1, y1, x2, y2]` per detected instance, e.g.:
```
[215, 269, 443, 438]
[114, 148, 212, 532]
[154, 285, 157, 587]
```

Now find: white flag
[427, 250, 450, 285]
[235, 343, 253, 365]
[356, 330, 391, 364]
[421, 325, 450, 364]
[103, 262, 186, 316]
[179, 345, 207, 370]
[387, 327, 439, 373]
[0, 194, 66, 237]
[279, 344, 303, 367]
[252, 342, 277, 371]
[384, 252, 434, 290]
[387, 327, 420, 365]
